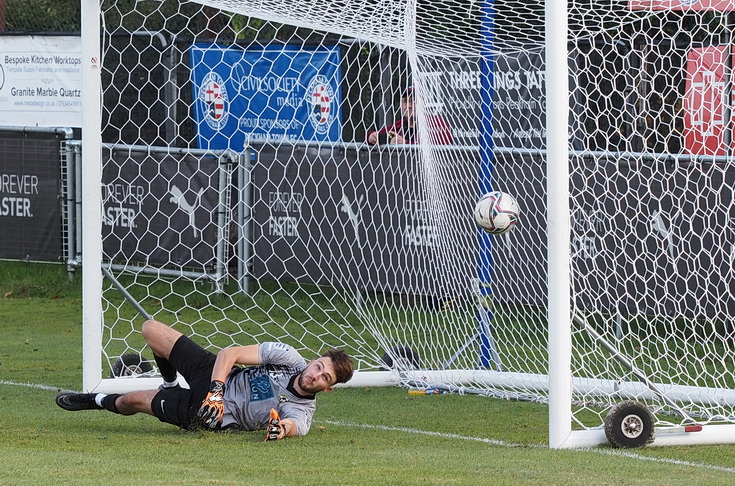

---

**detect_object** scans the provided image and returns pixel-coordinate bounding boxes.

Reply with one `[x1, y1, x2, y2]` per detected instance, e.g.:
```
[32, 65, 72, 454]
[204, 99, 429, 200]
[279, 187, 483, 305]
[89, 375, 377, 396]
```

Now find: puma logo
[650, 209, 676, 261]
[169, 185, 206, 238]
[340, 192, 364, 244]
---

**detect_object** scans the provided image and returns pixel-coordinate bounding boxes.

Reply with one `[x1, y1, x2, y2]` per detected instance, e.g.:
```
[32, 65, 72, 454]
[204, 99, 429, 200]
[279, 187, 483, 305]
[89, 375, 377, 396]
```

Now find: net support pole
[81, 0, 104, 392]
[545, 0, 573, 449]
[477, 0, 496, 368]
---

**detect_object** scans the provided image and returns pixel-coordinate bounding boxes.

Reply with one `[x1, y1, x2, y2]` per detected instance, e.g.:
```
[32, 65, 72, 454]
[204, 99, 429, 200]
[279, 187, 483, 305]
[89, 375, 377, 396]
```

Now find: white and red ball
[473, 191, 520, 235]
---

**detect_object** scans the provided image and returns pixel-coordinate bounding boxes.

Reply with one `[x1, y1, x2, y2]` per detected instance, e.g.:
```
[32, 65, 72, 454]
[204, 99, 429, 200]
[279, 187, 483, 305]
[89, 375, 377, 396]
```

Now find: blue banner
[189, 44, 342, 149]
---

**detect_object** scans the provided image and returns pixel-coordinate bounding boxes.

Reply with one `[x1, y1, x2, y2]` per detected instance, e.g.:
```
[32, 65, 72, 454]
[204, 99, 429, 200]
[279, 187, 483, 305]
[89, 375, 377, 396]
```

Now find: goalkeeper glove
[264, 408, 286, 441]
[197, 380, 226, 428]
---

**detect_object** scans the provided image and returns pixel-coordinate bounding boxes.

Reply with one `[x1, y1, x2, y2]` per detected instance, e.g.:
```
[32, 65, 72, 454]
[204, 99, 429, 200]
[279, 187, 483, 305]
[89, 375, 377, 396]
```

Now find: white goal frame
[80, 0, 104, 394]
[542, 0, 735, 448]
[79, 0, 735, 449]
[545, 0, 574, 449]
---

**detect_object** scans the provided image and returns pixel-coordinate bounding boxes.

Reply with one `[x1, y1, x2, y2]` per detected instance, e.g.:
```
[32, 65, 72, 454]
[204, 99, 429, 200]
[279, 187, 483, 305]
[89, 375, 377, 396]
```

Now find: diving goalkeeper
[55, 319, 354, 440]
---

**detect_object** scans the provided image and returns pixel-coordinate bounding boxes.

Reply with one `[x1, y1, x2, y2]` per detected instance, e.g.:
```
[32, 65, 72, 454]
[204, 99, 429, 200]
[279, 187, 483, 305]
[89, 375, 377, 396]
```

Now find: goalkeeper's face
[297, 357, 337, 394]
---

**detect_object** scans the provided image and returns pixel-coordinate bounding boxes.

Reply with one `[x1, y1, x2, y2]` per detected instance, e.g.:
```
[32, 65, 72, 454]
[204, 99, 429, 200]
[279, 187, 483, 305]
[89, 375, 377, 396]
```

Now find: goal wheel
[604, 401, 654, 448]
[110, 353, 154, 378]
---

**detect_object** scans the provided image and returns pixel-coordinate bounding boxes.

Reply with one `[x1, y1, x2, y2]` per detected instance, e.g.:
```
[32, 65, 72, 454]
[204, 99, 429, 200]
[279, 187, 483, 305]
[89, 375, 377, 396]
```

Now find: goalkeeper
[55, 319, 354, 440]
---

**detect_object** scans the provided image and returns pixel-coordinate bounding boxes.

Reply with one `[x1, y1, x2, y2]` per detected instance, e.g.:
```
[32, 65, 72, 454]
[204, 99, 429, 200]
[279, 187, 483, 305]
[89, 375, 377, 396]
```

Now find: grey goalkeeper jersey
[221, 342, 316, 436]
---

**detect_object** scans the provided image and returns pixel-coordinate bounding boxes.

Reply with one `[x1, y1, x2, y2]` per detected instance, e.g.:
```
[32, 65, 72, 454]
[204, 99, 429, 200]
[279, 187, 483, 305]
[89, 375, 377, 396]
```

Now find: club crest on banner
[306, 75, 335, 134]
[199, 72, 229, 130]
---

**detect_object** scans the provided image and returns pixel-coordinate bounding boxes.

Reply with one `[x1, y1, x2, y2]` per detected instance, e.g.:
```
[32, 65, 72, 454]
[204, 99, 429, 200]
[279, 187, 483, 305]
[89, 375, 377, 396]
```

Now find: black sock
[154, 354, 177, 383]
[100, 394, 122, 414]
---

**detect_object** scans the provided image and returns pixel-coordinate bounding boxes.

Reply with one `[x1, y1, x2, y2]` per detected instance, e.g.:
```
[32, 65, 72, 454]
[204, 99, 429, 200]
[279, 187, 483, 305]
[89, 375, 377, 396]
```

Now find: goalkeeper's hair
[322, 349, 354, 384]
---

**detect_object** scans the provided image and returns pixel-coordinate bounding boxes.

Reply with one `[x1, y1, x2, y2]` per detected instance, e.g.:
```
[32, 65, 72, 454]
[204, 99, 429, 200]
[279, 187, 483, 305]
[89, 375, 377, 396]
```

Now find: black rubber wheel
[379, 346, 421, 371]
[604, 401, 655, 448]
[110, 353, 154, 378]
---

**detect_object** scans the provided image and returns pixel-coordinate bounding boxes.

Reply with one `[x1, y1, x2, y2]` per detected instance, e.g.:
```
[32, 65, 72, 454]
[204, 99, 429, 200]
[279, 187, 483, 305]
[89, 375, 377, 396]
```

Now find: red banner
[630, 0, 735, 10]
[683, 46, 735, 156]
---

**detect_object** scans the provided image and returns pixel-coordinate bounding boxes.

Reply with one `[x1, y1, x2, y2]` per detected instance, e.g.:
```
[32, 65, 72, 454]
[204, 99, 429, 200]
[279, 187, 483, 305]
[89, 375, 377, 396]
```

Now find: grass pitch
[2, 262, 735, 485]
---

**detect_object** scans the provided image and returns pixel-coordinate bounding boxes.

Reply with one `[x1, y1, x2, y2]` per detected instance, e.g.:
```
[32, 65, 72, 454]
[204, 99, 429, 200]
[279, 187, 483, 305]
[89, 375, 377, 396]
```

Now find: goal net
[81, 0, 735, 447]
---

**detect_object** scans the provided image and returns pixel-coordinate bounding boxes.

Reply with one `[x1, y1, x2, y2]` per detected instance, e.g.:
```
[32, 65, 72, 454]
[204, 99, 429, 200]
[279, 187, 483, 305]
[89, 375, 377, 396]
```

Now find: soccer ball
[473, 191, 520, 235]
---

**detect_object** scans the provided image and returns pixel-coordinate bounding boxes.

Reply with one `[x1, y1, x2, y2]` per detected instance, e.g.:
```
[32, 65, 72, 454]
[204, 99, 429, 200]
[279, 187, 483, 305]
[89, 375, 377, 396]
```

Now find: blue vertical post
[478, 0, 497, 368]
[478, 1, 496, 365]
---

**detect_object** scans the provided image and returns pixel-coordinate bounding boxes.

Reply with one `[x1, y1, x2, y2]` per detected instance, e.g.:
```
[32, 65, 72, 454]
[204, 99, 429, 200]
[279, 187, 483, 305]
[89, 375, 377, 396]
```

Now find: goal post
[545, 0, 573, 450]
[80, 0, 104, 393]
[79, 0, 735, 448]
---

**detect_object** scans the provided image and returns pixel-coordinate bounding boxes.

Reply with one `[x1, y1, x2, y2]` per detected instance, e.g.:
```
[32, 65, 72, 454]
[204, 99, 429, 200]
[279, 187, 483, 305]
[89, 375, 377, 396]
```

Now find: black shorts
[150, 335, 217, 428]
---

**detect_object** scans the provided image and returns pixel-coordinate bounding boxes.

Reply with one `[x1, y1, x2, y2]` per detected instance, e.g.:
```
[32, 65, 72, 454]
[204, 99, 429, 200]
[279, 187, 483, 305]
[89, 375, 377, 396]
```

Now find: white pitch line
[591, 448, 735, 474]
[319, 419, 735, 475]
[319, 419, 520, 447]
[0, 380, 74, 393]
[4, 380, 735, 475]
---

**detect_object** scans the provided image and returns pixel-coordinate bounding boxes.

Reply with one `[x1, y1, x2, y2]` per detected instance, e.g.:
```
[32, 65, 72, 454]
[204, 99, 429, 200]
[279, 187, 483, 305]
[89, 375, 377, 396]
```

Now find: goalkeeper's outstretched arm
[281, 418, 298, 438]
[197, 345, 261, 428]
[210, 345, 260, 382]
[265, 409, 298, 441]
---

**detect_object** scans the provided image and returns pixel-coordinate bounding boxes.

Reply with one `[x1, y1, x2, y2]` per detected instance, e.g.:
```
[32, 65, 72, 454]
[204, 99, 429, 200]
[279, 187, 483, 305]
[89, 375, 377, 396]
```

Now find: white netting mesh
[93, 0, 735, 439]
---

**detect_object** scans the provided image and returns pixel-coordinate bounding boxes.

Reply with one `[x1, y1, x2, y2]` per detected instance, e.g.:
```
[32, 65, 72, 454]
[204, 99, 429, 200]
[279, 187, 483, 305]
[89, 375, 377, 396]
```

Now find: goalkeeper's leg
[142, 321, 218, 403]
[113, 390, 158, 415]
[56, 390, 157, 415]
[142, 319, 185, 361]
[56, 388, 200, 428]
[142, 320, 185, 388]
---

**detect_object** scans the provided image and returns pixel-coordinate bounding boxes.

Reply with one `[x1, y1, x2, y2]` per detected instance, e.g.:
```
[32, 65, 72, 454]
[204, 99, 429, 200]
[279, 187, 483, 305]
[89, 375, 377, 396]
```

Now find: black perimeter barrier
[0, 126, 74, 263]
[2, 134, 733, 319]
